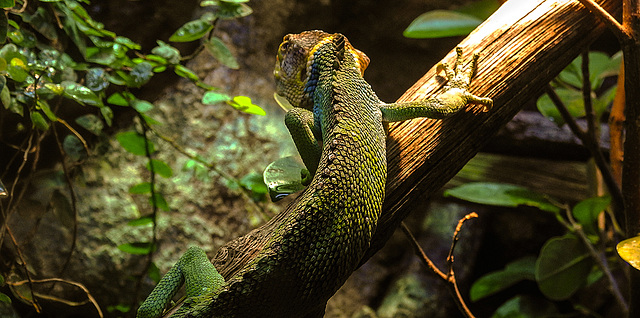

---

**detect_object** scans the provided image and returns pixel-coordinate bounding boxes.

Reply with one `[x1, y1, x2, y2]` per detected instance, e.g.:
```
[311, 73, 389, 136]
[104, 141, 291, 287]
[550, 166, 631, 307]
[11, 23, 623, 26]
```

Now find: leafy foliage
[403, 0, 500, 38]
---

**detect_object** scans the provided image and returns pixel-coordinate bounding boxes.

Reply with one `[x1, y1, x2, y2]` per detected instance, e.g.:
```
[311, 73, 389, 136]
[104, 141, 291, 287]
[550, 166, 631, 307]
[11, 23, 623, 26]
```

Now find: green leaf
[202, 90, 231, 105]
[535, 235, 592, 300]
[169, 18, 213, 42]
[117, 242, 155, 255]
[7, 56, 29, 82]
[131, 99, 154, 113]
[263, 156, 307, 201]
[444, 182, 560, 213]
[63, 134, 87, 161]
[537, 88, 584, 126]
[148, 262, 161, 283]
[30, 111, 49, 131]
[129, 182, 152, 194]
[146, 159, 173, 178]
[491, 295, 557, 318]
[115, 36, 141, 50]
[37, 100, 57, 121]
[130, 61, 153, 87]
[116, 131, 156, 156]
[61, 81, 103, 106]
[240, 172, 268, 194]
[149, 192, 170, 211]
[215, 2, 252, 19]
[572, 196, 610, 236]
[0, 292, 10, 304]
[107, 91, 132, 106]
[205, 37, 239, 69]
[0, 0, 14, 8]
[75, 114, 104, 135]
[456, 0, 500, 20]
[403, 10, 483, 39]
[470, 256, 536, 301]
[85, 68, 110, 92]
[127, 216, 154, 227]
[617, 236, 640, 271]
[151, 41, 181, 64]
[100, 106, 113, 126]
[174, 64, 199, 81]
[228, 95, 266, 116]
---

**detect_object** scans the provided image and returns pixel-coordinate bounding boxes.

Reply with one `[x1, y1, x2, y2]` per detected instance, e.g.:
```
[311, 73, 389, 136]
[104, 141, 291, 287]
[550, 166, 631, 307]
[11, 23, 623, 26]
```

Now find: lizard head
[274, 30, 370, 110]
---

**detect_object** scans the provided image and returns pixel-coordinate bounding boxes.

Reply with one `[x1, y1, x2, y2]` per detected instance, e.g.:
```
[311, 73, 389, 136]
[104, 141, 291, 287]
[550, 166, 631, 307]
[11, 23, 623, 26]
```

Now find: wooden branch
[212, 0, 621, 284]
[365, 0, 621, 261]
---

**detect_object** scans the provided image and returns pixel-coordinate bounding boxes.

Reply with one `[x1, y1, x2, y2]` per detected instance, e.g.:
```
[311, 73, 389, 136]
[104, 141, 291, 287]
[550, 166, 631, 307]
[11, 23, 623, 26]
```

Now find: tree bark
[212, 0, 621, 290]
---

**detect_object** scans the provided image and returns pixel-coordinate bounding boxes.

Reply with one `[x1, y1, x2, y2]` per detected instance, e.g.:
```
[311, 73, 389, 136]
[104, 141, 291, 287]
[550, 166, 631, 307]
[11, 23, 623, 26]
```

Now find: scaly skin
[137, 30, 492, 318]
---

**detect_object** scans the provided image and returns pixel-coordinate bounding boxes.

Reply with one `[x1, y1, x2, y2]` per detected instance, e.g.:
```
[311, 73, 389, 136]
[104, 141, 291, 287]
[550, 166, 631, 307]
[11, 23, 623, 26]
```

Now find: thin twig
[575, 0, 629, 41]
[401, 213, 478, 318]
[9, 278, 104, 317]
[563, 206, 629, 313]
[545, 85, 624, 226]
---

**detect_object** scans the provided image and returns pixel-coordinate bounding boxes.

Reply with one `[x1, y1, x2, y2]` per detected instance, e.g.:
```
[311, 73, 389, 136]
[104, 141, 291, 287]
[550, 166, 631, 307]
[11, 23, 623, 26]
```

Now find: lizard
[137, 30, 492, 318]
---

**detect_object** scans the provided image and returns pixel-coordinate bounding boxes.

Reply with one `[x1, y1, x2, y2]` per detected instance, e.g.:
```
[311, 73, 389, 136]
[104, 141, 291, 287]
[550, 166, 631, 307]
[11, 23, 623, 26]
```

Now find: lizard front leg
[285, 107, 322, 180]
[137, 246, 224, 318]
[380, 47, 492, 122]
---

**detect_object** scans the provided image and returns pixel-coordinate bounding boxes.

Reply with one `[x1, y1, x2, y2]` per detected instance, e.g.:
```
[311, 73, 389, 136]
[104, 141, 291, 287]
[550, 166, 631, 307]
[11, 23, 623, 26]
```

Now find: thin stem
[575, 0, 629, 41]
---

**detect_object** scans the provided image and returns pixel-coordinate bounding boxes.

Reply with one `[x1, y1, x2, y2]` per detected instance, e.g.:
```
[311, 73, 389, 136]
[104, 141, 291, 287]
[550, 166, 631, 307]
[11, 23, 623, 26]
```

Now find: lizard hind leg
[136, 246, 224, 318]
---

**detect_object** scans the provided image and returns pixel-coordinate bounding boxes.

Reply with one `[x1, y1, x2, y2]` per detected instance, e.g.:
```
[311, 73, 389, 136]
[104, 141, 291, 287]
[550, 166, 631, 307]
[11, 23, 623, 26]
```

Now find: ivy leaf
[215, 1, 253, 19]
[227, 95, 266, 116]
[537, 88, 584, 126]
[100, 106, 113, 126]
[169, 18, 213, 42]
[572, 196, 610, 236]
[205, 37, 239, 69]
[116, 130, 156, 156]
[107, 91, 132, 106]
[535, 235, 592, 300]
[85, 67, 109, 92]
[118, 242, 155, 255]
[146, 159, 173, 178]
[131, 99, 154, 113]
[444, 182, 560, 213]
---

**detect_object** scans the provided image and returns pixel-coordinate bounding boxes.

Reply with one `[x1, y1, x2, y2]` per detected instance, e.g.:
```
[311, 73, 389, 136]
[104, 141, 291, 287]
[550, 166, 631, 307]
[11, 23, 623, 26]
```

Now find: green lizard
[137, 30, 492, 318]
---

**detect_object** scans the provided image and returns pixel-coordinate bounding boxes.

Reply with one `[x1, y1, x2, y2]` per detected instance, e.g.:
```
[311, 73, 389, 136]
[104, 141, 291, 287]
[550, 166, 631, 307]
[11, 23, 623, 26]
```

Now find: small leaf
[127, 216, 154, 227]
[37, 100, 57, 121]
[228, 95, 266, 116]
[537, 88, 584, 125]
[215, 2, 252, 19]
[149, 192, 170, 211]
[61, 81, 103, 106]
[174, 64, 200, 81]
[169, 18, 213, 42]
[0, 292, 10, 304]
[129, 182, 152, 194]
[572, 196, 610, 235]
[0, 0, 14, 8]
[491, 295, 557, 318]
[151, 41, 180, 64]
[146, 159, 173, 178]
[118, 242, 155, 255]
[100, 106, 113, 126]
[131, 99, 154, 113]
[470, 256, 536, 301]
[535, 235, 592, 300]
[116, 130, 156, 156]
[130, 61, 153, 87]
[202, 91, 231, 105]
[107, 92, 131, 106]
[263, 156, 307, 201]
[63, 134, 87, 161]
[403, 10, 483, 39]
[617, 236, 640, 271]
[85, 68, 109, 92]
[205, 37, 239, 69]
[75, 114, 104, 135]
[30, 111, 49, 131]
[444, 182, 560, 213]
